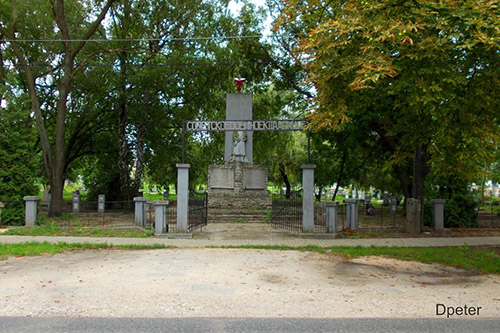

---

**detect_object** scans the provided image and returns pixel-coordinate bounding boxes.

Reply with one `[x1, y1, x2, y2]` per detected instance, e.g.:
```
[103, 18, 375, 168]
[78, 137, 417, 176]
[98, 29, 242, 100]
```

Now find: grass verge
[2, 223, 155, 238]
[328, 245, 500, 274]
[0, 241, 169, 259]
[211, 244, 500, 274]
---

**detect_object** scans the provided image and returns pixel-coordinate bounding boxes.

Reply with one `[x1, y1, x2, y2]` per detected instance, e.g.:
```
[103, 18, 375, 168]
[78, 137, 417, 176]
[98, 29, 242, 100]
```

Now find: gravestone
[208, 93, 271, 223]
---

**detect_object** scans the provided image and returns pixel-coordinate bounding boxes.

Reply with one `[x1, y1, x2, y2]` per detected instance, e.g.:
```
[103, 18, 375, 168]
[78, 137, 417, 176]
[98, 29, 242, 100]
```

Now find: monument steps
[208, 209, 270, 223]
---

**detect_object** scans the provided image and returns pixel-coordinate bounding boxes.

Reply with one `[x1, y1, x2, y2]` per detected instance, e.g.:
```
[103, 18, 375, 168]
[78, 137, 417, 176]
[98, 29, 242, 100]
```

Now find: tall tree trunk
[279, 163, 291, 199]
[332, 150, 347, 201]
[117, 52, 130, 201]
[412, 145, 430, 230]
[480, 161, 487, 204]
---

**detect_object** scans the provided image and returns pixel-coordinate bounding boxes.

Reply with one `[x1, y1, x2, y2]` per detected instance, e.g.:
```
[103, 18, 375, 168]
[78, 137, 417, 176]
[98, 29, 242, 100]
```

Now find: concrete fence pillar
[154, 201, 169, 235]
[326, 202, 339, 234]
[431, 199, 446, 230]
[345, 199, 359, 230]
[177, 164, 190, 233]
[98, 194, 105, 213]
[301, 164, 316, 232]
[23, 196, 39, 227]
[406, 198, 421, 233]
[134, 197, 148, 227]
[72, 191, 80, 213]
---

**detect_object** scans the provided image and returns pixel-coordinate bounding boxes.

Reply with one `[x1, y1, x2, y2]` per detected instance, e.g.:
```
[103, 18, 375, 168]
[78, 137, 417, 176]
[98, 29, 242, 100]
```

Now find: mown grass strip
[0, 241, 169, 259]
[328, 245, 500, 274]
[2, 224, 155, 238]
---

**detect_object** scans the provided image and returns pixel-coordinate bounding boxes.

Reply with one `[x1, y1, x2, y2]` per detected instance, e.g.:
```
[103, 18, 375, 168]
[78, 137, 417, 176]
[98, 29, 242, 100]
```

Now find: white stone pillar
[301, 164, 316, 232]
[326, 202, 339, 234]
[23, 196, 39, 227]
[177, 163, 190, 233]
[431, 199, 446, 230]
[154, 200, 169, 235]
[345, 199, 359, 230]
[72, 191, 80, 213]
[134, 197, 148, 227]
[98, 194, 105, 213]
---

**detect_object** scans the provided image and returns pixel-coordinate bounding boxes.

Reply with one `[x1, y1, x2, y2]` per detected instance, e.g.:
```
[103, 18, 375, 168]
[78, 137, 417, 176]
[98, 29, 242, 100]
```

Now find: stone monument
[207, 86, 271, 223]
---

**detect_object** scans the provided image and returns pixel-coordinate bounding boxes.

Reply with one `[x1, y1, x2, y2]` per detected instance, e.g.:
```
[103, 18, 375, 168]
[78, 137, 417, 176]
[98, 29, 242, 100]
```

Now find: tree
[0, 0, 117, 216]
[277, 0, 500, 225]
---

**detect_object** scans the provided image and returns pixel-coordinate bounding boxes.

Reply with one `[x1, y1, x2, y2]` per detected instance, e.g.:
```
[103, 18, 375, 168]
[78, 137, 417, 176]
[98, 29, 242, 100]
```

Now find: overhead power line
[1, 35, 261, 43]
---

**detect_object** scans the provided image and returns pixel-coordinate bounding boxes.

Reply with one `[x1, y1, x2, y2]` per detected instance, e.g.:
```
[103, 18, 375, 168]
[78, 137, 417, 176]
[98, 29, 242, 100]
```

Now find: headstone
[279, 188, 284, 200]
[224, 94, 253, 164]
[377, 192, 381, 200]
[390, 197, 397, 216]
[98, 195, 105, 213]
[23, 196, 39, 227]
[406, 198, 421, 233]
[301, 164, 316, 232]
[383, 193, 390, 206]
[72, 191, 80, 213]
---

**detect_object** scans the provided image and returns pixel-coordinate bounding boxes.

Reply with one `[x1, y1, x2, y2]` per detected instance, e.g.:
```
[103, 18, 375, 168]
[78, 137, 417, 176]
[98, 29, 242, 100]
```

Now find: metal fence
[144, 193, 208, 232]
[271, 198, 405, 233]
[270, 198, 328, 233]
[38, 200, 135, 227]
[477, 203, 500, 228]
[270, 198, 302, 231]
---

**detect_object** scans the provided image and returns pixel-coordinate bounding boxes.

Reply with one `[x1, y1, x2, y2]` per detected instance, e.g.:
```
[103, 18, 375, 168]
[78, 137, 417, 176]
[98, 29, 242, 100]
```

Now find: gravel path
[1, 248, 499, 318]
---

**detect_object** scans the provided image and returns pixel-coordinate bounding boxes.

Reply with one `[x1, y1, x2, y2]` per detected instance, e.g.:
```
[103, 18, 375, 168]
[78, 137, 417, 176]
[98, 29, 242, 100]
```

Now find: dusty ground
[0, 248, 499, 318]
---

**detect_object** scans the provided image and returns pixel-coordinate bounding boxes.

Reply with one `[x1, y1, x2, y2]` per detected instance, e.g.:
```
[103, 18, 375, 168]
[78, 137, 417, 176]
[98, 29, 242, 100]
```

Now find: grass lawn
[214, 244, 500, 274]
[0, 241, 169, 259]
[328, 245, 500, 274]
[2, 223, 155, 238]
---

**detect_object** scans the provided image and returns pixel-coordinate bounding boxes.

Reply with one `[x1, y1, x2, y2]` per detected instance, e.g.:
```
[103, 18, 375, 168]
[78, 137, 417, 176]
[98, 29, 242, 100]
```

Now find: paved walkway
[1, 235, 500, 248]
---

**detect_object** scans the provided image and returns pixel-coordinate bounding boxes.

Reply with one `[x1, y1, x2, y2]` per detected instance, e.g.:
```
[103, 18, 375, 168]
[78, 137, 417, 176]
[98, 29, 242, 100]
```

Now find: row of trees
[1, 0, 499, 227]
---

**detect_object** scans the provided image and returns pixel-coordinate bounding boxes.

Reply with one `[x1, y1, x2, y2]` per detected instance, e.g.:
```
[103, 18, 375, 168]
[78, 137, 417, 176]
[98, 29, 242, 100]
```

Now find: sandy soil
[0, 248, 499, 318]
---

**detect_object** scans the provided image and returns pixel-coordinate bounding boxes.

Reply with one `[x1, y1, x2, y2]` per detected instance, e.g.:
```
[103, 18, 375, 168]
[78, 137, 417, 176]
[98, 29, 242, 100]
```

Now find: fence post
[345, 199, 359, 230]
[134, 197, 148, 227]
[301, 164, 316, 232]
[0, 202, 4, 225]
[431, 199, 446, 230]
[23, 196, 39, 227]
[72, 191, 80, 213]
[98, 194, 105, 213]
[326, 202, 339, 234]
[154, 200, 169, 235]
[176, 164, 190, 233]
[406, 198, 421, 233]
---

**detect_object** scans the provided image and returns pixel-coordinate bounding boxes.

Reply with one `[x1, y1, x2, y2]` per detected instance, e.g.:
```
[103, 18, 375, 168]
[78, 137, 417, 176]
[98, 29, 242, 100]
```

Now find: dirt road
[1, 248, 499, 318]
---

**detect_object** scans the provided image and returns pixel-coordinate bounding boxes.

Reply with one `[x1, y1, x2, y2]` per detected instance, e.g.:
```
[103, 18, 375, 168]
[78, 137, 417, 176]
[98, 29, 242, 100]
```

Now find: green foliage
[0, 103, 39, 225]
[277, 0, 500, 201]
[424, 176, 478, 228]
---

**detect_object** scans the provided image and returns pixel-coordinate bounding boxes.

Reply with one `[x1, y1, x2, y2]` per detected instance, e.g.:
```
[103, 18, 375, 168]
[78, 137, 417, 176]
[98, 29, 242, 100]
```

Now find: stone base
[208, 163, 271, 223]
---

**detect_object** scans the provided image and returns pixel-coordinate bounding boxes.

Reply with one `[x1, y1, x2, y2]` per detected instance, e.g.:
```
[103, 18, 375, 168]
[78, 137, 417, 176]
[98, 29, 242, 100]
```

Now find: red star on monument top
[234, 76, 246, 93]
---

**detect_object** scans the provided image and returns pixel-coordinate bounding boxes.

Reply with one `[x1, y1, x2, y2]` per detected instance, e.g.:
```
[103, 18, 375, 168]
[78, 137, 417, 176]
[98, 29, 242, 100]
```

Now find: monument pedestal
[208, 164, 271, 223]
